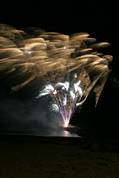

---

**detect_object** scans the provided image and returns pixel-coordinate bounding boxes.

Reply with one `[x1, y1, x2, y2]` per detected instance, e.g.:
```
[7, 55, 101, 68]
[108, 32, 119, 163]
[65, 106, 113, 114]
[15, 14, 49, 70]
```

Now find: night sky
[0, 1, 118, 138]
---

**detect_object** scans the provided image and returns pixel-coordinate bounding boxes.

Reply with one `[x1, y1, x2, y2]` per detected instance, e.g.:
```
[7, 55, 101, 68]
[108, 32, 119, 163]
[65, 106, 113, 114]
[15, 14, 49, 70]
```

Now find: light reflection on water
[33, 125, 80, 137]
[63, 130, 79, 137]
[0, 125, 80, 137]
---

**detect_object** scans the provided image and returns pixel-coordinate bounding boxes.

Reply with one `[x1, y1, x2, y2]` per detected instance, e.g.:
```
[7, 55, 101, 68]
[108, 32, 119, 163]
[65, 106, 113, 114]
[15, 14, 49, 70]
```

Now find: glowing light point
[64, 120, 69, 128]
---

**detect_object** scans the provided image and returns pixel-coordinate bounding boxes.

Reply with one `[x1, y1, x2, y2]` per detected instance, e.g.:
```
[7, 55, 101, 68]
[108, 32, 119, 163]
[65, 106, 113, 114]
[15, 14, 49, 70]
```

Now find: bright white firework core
[64, 120, 70, 128]
[37, 76, 83, 128]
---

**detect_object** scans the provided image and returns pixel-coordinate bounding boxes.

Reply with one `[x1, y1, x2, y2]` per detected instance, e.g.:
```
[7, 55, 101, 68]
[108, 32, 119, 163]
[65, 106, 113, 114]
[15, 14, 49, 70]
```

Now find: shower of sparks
[36, 80, 83, 127]
[0, 24, 113, 127]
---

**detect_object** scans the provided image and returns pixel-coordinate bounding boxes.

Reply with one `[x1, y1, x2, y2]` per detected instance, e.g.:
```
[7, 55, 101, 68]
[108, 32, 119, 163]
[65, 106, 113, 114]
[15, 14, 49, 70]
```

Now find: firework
[0, 24, 112, 127]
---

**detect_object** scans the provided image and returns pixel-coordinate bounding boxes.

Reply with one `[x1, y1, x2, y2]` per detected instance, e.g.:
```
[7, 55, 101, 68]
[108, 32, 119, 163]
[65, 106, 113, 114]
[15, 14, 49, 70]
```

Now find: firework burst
[0, 24, 113, 127]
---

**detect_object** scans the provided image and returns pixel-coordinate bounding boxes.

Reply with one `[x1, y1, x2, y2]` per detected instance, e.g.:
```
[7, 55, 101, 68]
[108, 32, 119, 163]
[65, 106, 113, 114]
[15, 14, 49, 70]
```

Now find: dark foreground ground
[0, 136, 119, 178]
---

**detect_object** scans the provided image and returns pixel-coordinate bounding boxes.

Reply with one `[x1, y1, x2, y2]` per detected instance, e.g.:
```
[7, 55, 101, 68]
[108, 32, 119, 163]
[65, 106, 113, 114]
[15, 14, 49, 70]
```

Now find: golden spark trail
[0, 24, 113, 127]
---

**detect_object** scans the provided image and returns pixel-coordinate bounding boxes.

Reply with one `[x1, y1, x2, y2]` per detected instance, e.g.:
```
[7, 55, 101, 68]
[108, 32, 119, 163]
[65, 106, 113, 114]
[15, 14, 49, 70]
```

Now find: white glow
[64, 81, 70, 91]
[70, 90, 75, 100]
[53, 90, 57, 95]
[56, 81, 69, 91]
[45, 84, 54, 92]
[76, 103, 80, 106]
[37, 79, 83, 128]
[36, 84, 54, 98]
[74, 80, 83, 96]
[51, 104, 59, 112]
[64, 120, 69, 128]
[74, 73, 77, 78]
[36, 92, 49, 97]
[63, 96, 67, 106]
